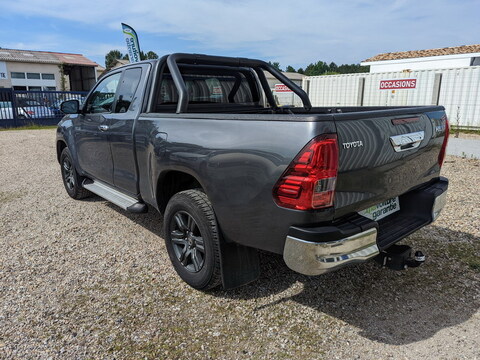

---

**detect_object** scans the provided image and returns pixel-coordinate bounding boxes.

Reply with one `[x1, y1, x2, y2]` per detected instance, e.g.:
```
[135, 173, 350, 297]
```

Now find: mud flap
[219, 241, 260, 289]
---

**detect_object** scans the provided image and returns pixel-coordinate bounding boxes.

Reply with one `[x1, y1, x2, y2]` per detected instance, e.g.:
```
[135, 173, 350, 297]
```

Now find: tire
[164, 189, 222, 290]
[60, 147, 91, 200]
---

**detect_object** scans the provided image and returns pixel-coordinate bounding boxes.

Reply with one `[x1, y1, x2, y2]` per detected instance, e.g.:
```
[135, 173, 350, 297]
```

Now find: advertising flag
[122, 23, 141, 63]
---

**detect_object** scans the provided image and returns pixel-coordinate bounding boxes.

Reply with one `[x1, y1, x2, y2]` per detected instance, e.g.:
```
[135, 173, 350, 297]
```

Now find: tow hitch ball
[375, 244, 425, 270]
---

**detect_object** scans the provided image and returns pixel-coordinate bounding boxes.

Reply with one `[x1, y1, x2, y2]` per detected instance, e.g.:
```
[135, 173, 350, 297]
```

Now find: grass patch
[450, 126, 480, 136]
[445, 242, 480, 272]
[0, 124, 57, 131]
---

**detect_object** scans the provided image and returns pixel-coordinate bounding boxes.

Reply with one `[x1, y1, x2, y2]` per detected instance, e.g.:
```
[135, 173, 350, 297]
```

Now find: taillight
[273, 134, 339, 210]
[438, 116, 449, 167]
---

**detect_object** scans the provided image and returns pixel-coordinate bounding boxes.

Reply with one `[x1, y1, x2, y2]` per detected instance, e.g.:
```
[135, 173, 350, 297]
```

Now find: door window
[86, 72, 121, 113]
[115, 67, 142, 113]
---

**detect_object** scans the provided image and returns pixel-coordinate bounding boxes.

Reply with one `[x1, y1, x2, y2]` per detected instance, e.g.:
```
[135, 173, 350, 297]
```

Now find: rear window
[156, 68, 258, 108]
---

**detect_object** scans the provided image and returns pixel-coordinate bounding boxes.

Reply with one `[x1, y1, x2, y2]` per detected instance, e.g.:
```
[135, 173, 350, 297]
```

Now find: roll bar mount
[166, 53, 312, 113]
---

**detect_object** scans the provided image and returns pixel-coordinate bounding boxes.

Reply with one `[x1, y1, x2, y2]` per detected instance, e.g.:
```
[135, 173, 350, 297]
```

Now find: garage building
[0, 48, 101, 91]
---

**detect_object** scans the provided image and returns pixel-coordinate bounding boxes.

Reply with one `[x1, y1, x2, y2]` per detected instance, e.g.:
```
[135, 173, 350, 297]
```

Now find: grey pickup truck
[57, 53, 449, 290]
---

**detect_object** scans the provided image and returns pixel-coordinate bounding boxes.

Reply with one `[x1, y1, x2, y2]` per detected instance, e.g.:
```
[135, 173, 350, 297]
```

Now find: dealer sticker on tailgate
[358, 197, 400, 221]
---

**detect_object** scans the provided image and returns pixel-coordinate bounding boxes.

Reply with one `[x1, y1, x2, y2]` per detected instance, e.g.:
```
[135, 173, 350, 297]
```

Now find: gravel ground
[0, 129, 479, 360]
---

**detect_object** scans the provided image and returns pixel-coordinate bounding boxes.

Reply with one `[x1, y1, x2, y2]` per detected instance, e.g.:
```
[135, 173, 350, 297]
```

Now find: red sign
[212, 86, 222, 95]
[275, 84, 293, 92]
[380, 79, 417, 90]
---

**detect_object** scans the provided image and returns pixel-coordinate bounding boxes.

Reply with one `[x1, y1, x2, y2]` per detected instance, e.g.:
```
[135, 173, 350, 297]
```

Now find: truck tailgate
[333, 107, 448, 219]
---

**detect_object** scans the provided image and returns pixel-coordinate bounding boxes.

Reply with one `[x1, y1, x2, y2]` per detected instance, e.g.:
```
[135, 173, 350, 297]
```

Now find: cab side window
[115, 68, 142, 113]
[86, 72, 121, 113]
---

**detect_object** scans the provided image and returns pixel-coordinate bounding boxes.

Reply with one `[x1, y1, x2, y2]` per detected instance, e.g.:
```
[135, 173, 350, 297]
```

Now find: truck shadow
[219, 226, 479, 345]
[106, 203, 479, 346]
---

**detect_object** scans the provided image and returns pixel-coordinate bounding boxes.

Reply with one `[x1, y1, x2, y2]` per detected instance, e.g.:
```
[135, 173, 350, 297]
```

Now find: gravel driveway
[0, 129, 479, 359]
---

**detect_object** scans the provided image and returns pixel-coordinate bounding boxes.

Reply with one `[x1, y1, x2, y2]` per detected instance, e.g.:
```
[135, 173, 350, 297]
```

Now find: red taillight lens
[438, 116, 449, 167]
[273, 134, 339, 210]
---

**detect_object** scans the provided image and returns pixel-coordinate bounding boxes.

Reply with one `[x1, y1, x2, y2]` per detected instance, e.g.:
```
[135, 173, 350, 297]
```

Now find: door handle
[98, 125, 109, 131]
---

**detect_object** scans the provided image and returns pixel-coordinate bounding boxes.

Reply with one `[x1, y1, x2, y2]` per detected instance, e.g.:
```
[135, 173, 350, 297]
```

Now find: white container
[303, 66, 480, 128]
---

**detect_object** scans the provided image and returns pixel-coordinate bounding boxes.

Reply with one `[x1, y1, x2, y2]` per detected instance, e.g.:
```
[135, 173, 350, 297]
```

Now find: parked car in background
[0, 101, 28, 120]
[16, 98, 55, 118]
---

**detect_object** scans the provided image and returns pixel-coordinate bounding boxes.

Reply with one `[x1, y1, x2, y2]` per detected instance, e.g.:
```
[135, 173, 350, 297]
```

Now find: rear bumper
[283, 177, 448, 276]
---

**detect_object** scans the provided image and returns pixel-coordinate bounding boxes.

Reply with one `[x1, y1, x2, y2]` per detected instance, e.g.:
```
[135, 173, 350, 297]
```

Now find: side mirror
[60, 99, 80, 114]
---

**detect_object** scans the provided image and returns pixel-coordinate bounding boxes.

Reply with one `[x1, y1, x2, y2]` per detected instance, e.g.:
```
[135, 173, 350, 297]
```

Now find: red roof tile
[0, 48, 99, 67]
[364, 44, 480, 62]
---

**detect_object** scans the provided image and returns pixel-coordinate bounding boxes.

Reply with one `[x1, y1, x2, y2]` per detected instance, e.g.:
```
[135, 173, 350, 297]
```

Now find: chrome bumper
[283, 227, 379, 276]
[283, 180, 448, 276]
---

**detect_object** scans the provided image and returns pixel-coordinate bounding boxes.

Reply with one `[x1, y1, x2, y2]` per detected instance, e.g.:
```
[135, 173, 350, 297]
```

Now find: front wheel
[60, 147, 91, 200]
[164, 189, 222, 290]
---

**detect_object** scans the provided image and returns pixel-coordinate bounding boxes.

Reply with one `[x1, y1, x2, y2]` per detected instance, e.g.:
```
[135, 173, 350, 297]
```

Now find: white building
[361, 44, 480, 73]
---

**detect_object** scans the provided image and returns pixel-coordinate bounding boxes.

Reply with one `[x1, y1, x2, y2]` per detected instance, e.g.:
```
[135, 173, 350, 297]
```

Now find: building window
[45, 86, 56, 91]
[42, 73, 55, 80]
[11, 72, 26, 79]
[26, 73, 41, 79]
[28, 86, 42, 91]
[13, 86, 27, 90]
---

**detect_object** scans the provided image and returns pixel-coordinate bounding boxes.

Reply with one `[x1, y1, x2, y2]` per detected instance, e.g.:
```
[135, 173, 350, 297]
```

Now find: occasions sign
[274, 84, 293, 92]
[380, 79, 417, 90]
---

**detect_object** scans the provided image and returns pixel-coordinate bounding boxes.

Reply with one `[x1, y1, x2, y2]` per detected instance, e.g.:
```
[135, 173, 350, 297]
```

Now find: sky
[1, 0, 479, 69]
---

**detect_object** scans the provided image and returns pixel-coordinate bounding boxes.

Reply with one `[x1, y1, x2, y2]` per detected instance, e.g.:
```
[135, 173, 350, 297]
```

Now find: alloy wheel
[170, 211, 205, 273]
[62, 158, 75, 190]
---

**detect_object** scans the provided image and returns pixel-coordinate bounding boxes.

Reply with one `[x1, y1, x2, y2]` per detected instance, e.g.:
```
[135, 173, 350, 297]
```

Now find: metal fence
[0, 89, 88, 128]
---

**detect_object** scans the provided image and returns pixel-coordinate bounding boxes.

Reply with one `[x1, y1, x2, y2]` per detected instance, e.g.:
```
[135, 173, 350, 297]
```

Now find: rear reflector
[438, 116, 449, 167]
[273, 134, 339, 210]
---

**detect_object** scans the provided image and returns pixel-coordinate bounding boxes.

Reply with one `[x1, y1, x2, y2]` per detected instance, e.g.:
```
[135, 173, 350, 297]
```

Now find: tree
[289, 61, 368, 76]
[105, 49, 160, 69]
[285, 65, 296, 72]
[105, 49, 123, 70]
[337, 63, 369, 73]
[144, 51, 159, 60]
[268, 61, 282, 72]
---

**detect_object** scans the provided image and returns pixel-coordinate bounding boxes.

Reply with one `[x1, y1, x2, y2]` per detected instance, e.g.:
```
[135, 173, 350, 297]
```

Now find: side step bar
[82, 180, 147, 213]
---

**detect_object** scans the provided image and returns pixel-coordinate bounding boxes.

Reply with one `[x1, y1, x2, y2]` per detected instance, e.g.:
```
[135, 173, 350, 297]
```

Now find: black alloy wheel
[170, 210, 205, 273]
[164, 189, 222, 290]
[62, 156, 75, 191]
[60, 147, 91, 200]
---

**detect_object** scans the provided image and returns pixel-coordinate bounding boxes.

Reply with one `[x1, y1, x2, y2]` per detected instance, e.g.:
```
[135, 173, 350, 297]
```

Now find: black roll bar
[166, 53, 312, 113]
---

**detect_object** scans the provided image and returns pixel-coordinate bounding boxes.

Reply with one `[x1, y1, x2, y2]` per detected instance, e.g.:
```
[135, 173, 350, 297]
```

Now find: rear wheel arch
[156, 170, 204, 213]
